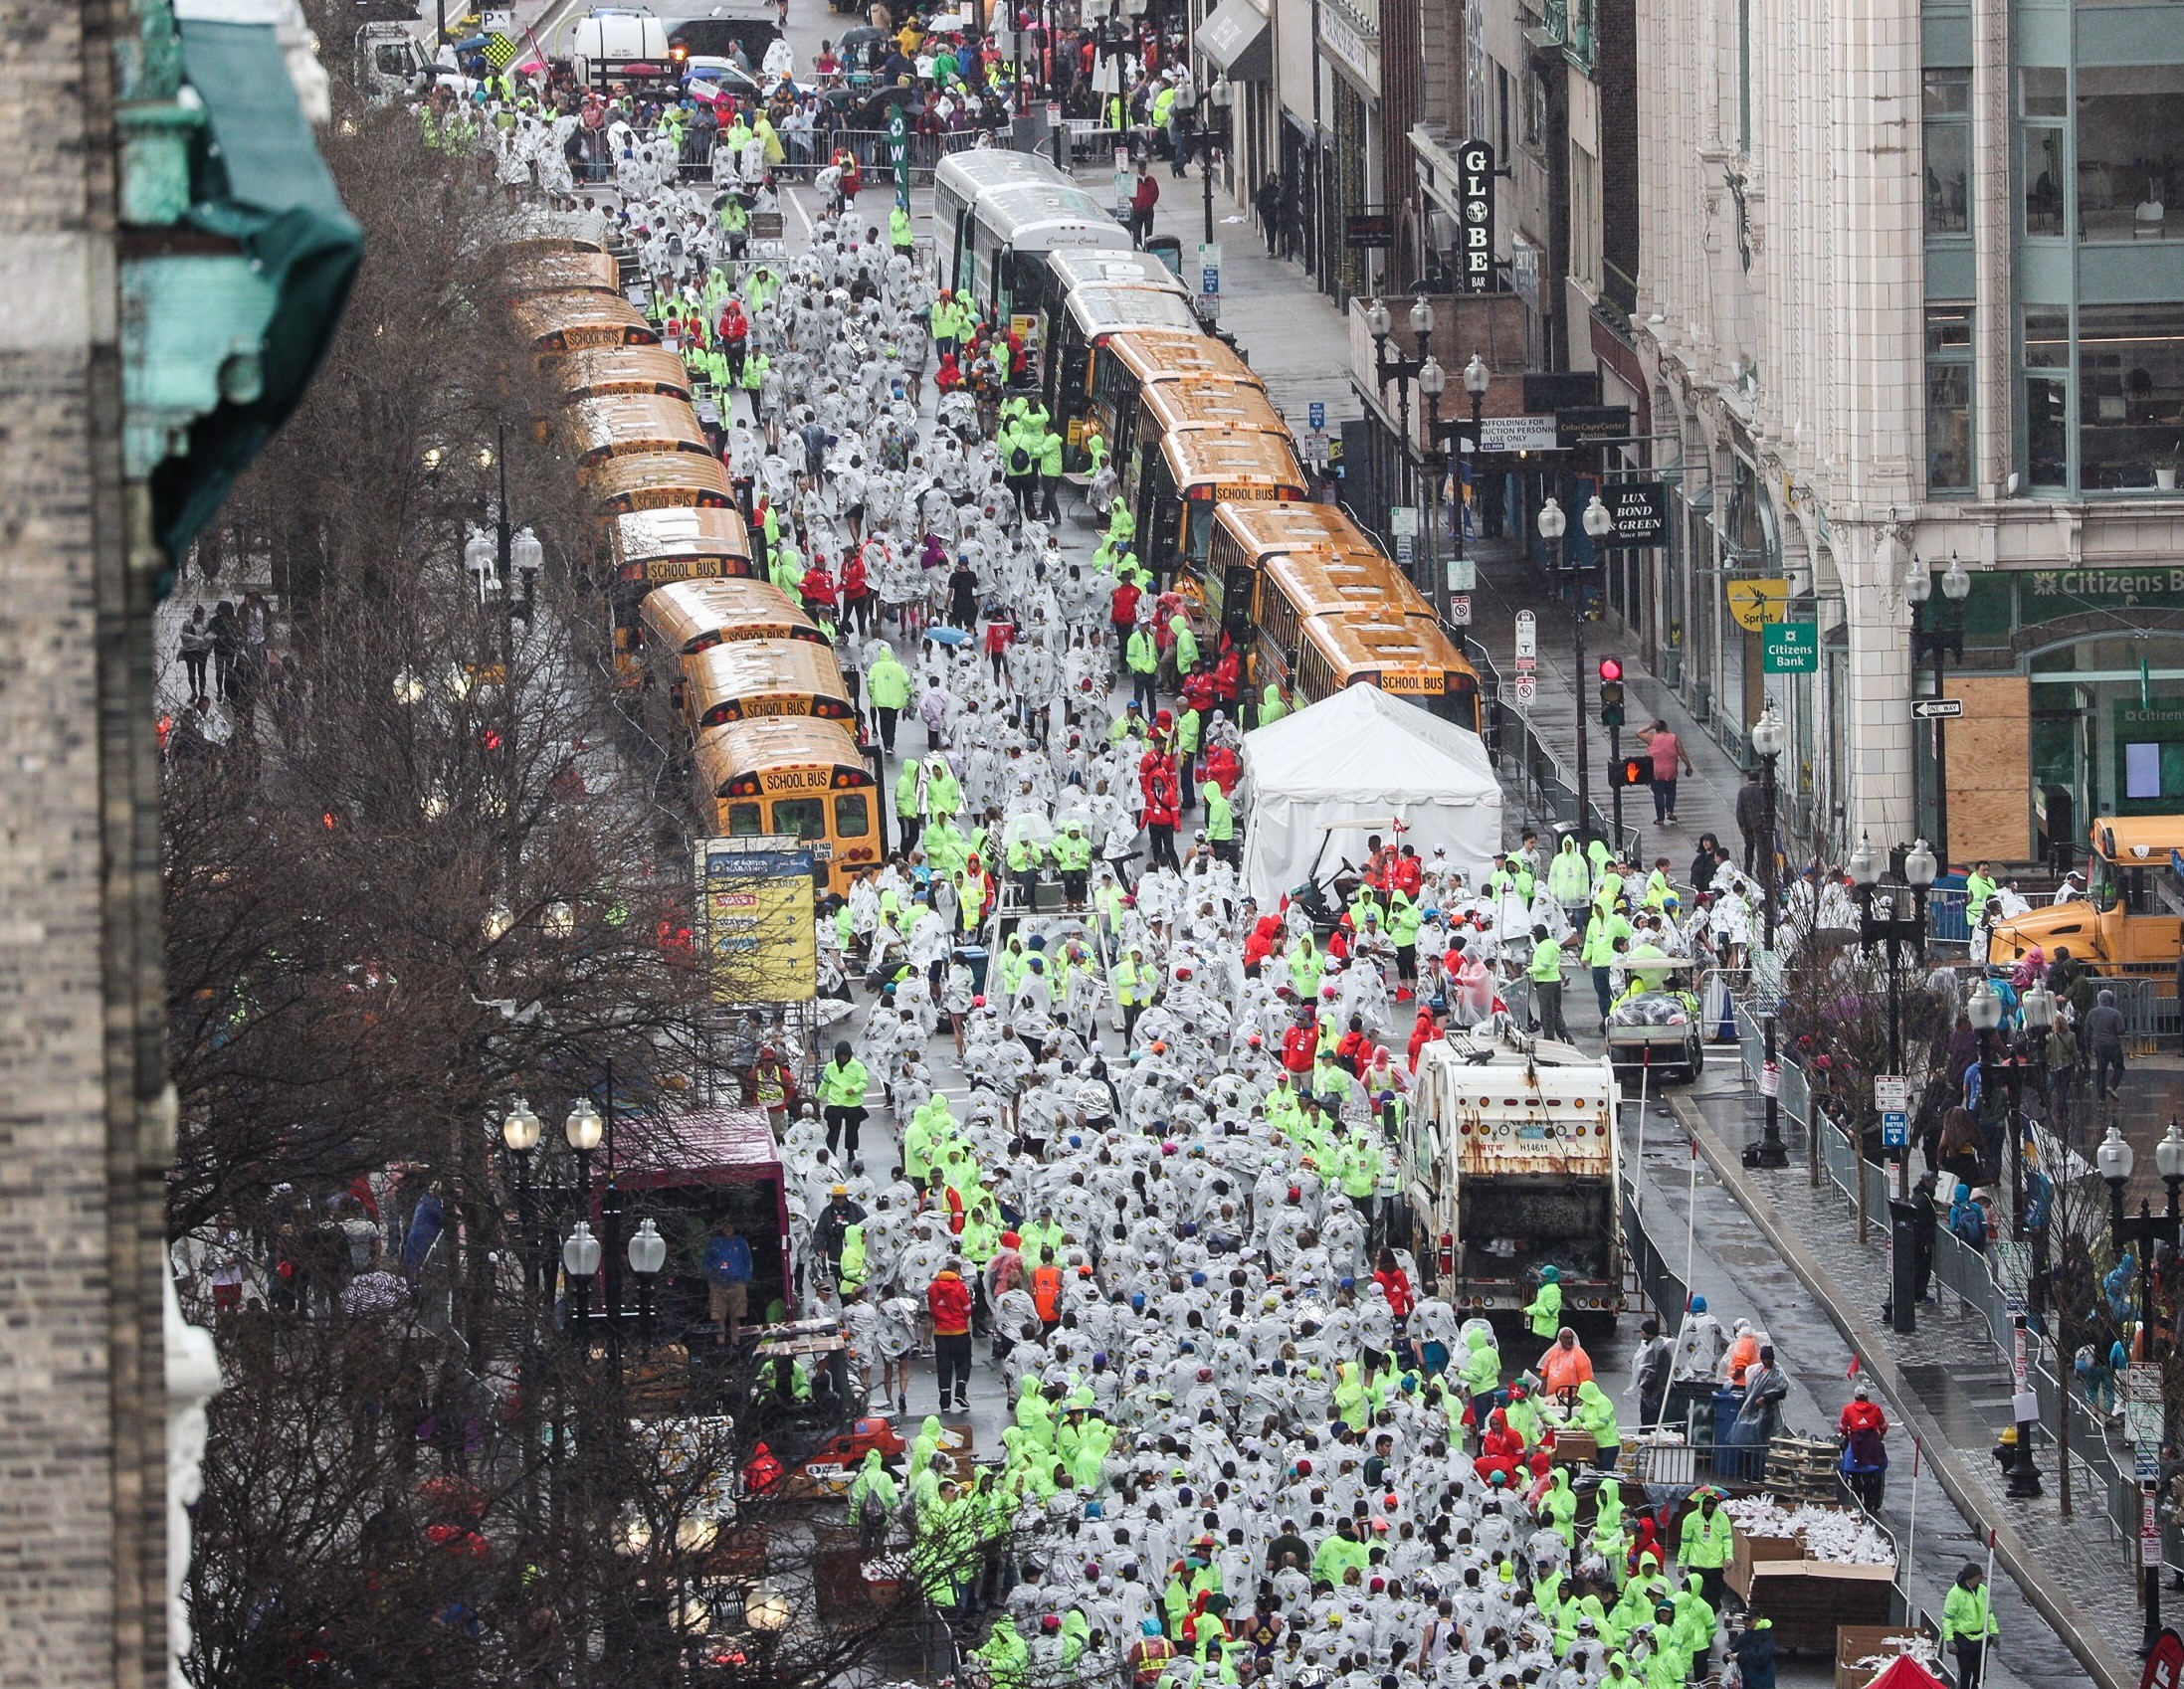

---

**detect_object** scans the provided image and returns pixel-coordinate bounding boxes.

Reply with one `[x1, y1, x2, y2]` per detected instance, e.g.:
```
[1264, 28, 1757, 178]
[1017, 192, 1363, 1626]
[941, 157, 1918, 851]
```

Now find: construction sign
[1725, 577, 1789, 634]
[481, 32, 520, 68]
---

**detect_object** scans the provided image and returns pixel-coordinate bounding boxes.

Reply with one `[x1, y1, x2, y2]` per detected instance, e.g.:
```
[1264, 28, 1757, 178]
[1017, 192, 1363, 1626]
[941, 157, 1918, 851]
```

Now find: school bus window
[835, 793, 873, 838]
[771, 797, 827, 842]
[727, 802, 764, 837]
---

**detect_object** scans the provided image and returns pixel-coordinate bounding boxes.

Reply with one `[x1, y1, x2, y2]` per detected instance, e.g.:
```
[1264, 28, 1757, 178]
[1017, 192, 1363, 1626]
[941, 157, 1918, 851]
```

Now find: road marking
[786, 184, 816, 245]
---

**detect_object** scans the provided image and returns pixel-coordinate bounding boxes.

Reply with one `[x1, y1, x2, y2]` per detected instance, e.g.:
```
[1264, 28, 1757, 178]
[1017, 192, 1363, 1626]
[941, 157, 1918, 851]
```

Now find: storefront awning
[1197, 0, 1273, 82]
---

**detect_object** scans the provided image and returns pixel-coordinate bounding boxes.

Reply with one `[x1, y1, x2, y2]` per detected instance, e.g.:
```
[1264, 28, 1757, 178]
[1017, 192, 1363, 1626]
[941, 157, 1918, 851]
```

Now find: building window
[1570, 142, 1600, 290]
[2076, 67, 2184, 242]
[1524, 59, 1543, 151]
[2078, 304, 2184, 491]
[2023, 307, 2072, 489]
[1497, 63, 1511, 160]
[2021, 68, 2067, 238]
[1737, 0, 1751, 152]
[1923, 70, 1970, 235]
[1925, 306, 1974, 492]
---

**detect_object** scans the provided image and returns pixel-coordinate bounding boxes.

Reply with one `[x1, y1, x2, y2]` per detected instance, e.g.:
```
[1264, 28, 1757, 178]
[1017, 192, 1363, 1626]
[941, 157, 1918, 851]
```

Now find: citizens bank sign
[2030, 568, 2184, 601]
[1457, 139, 1496, 293]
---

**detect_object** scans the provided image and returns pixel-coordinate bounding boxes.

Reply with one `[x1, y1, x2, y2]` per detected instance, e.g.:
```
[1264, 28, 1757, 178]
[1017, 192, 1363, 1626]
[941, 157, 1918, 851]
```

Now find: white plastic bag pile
[1720, 1494, 1896, 1566]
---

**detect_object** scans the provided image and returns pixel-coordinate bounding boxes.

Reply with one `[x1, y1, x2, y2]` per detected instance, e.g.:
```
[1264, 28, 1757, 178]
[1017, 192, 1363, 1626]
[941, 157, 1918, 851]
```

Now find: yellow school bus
[1989, 817, 2184, 991]
[637, 578, 824, 727]
[565, 393, 715, 467]
[512, 289, 660, 352]
[1136, 428, 1307, 583]
[681, 639, 857, 730]
[1090, 329, 1265, 479]
[1192, 501, 1394, 641]
[693, 716, 881, 887]
[1122, 379, 1292, 518]
[586, 451, 733, 516]
[504, 240, 621, 296]
[547, 344, 695, 401]
[610, 509, 759, 675]
[636, 575, 811, 660]
[1291, 611, 1482, 732]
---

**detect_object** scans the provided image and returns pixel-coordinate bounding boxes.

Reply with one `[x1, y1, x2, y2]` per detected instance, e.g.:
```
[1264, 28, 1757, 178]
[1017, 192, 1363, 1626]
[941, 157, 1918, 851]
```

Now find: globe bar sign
[1457, 140, 1495, 292]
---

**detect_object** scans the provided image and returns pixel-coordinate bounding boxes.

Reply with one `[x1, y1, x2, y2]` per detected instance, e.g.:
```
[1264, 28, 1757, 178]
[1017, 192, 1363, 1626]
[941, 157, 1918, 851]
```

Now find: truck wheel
[1687, 1038, 1704, 1081]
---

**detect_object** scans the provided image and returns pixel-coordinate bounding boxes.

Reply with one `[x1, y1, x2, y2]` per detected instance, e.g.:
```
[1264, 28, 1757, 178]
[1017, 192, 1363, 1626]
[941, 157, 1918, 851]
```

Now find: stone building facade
[0, 2, 175, 1686]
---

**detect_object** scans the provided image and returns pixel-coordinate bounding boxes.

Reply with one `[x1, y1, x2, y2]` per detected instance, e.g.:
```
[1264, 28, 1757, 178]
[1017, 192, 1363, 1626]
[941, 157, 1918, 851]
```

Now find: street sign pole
[1608, 723, 1623, 844]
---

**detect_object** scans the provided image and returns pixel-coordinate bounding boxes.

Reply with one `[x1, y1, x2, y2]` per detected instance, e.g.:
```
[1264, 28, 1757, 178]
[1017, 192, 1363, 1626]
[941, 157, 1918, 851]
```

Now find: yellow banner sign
[695, 836, 816, 1004]
[1726, 577, 1790, 634]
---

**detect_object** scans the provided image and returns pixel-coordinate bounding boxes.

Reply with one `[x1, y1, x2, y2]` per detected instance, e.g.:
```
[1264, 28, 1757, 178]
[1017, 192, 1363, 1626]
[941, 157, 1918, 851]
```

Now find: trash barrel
[960, 944, 990, 997]
[1144, 234, 1184, 276]
[1711, 1388, 1749, 1479]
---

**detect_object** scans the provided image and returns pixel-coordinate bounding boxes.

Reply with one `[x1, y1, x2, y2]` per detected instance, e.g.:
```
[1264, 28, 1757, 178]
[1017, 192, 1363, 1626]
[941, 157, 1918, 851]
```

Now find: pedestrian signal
[1611, 757, 1653, 788]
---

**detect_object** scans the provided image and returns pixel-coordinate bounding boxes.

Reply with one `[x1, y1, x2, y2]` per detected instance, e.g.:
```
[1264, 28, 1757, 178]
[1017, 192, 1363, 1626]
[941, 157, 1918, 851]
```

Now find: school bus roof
[1261, 548, 1423, 619]
[1066, 284, 1201, 340]
[2091, 818, 2184, 863]
[683, 639, 855, 727]
[641, 577, 818, 655]
[1046, 248, 1195, 295]
[511, 290, 659, 350]
[694, 715, 872, 799]
[1161, 428, 1306, 495]
[585, 451, 732, 514]
[614, 506, 756, 573]
[1213, 499, 1378, 559]
[1107, 329, 1263, 389]
[1301, 610, 1477, 680]
[504, 243, 620, 296]
[1141, 381, 1289, 438]
[547, 345, 694, 400]
[565, 394, 713, 465]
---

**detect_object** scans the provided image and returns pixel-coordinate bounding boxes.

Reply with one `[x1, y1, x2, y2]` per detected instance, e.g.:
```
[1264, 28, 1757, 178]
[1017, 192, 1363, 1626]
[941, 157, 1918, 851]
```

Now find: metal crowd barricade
[1621, 1189, 1688, 1323]
[1736, 994, 2164, 1562]
[2110, 976, 2167, 1056]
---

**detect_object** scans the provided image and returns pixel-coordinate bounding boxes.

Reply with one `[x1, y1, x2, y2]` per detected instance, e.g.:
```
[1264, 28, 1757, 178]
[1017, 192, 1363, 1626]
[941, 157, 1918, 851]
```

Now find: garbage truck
[1399, 1031, 1625, 1328]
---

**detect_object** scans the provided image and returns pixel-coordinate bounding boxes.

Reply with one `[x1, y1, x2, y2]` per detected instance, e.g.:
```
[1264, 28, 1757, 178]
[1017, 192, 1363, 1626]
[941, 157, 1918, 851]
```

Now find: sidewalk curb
[1667, 1091, 2135, 1689]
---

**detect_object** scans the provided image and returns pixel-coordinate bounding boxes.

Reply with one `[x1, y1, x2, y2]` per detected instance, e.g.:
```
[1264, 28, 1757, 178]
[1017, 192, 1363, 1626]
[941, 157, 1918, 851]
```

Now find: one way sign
[1911, 698, 1964, 720]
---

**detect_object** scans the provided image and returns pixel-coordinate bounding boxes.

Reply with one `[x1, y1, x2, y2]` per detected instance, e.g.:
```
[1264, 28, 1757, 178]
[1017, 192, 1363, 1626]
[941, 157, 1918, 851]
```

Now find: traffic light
[1598, 657, 1626, 727]
[1611, 756, 1654, 789]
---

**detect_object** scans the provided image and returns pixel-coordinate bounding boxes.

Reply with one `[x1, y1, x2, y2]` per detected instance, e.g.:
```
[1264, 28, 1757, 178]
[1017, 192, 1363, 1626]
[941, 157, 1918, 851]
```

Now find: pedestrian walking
[1253, 172, 1282, 253]
[1639, 719, 1693, 825]
[1837, 1383, 1888, 1509]
[926, 1258, 973, 1412]
[1128, 161, 1160, 246]
[178, 606, 212, 703]
[818, 1038, 871, 1157]
[1632, 1315, 1671, 1432]
[1735, 768, 1767, 873]
[1941, 1563, 1998, 1688]
[2084, 988, 2127, 1100]
[1527, 922, 1571, 1040]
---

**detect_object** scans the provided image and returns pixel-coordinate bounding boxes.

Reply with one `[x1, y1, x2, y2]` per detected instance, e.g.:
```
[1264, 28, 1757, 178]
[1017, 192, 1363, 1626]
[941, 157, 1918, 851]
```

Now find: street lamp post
[502, 1097, 542, 1303]
[566, 1096, 604, 1196]
[1418, 354, 1448, 619]
[1848, 833, 1938, 1331]
[1905, 553, 1971, 871]
[2103, 1118, 2182, 1652]
[1460, 351, 1489, 573]
[1536, 497, 1585, 841]
[1198, 77, 1232, 245]
[628, 1219, 667, 1350]
[563, 1220, 602, 1343]
[1370, 295, 1439, 585]
[1750, 704, 1789, 1168]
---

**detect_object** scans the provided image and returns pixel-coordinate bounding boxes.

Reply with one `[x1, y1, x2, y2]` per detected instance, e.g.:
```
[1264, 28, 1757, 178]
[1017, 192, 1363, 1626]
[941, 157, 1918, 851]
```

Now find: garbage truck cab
[1988, 817, 2184, 995]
